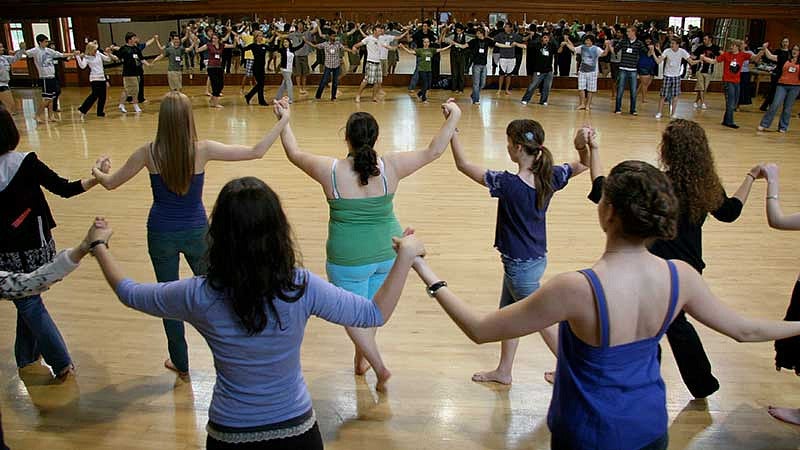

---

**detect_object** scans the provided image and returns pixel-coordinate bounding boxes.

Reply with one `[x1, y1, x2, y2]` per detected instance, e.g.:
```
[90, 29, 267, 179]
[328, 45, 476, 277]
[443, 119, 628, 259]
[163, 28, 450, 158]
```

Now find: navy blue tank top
[147, 173, 207, 232]
[547, 260, 679, 449]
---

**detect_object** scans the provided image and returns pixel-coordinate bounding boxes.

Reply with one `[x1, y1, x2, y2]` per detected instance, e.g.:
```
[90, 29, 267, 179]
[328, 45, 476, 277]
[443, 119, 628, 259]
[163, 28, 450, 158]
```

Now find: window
[66, 17, 76, 52]
[9, 23, 24, 50]
[32, 23, 52, 42]
[668, 17, 703, 35]
[489, 13, 508, 27]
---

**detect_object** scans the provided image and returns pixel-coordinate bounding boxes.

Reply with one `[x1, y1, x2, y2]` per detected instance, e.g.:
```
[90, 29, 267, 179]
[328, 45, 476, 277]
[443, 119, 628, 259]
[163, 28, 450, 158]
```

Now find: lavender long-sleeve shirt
[115, 269, 384, 427]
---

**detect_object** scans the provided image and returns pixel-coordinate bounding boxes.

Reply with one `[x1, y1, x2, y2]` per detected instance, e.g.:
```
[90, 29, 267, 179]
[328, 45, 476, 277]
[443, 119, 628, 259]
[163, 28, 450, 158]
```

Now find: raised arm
[412, 257, 577, 344]
[276, 101, 335, 188]
[436, 43, 453, 53]
[202, 108, 290, 162]
[681, 260, 800, 342]
[762, 163, 800, 230]
[383, 100, 461, 180]
[75, 53, 88, 69]
[450, 133, 487, 186]
[92, 144, 147, 190]
[568, 127, 592, 177]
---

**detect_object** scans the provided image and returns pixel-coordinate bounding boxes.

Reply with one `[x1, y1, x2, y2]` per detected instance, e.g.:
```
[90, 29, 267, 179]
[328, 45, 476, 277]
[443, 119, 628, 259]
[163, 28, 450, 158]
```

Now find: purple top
[485, 164, 572, 260]
[114, 269, 384, 427]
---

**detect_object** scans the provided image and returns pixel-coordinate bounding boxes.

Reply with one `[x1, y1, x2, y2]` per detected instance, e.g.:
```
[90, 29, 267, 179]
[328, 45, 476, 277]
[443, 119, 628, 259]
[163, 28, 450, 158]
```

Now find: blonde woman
[91, 92, 290, 380]
[76, 41, 117, 118]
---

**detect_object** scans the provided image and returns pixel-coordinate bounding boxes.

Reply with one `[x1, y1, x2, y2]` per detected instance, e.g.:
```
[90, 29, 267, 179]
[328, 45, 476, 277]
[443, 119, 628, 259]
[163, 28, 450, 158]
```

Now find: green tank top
[325, 158, 403, 266]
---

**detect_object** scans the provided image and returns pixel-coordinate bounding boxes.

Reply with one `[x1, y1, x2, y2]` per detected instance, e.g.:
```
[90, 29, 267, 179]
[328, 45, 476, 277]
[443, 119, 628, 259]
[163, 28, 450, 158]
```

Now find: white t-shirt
[662, 48, 690, 77]
[378, 35, 396, 60]
[361, 36, 381, 63]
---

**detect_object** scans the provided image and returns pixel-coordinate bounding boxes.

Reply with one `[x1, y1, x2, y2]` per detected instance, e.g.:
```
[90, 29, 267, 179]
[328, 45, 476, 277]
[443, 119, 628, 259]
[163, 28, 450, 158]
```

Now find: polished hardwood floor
[2, 84, 800, 449]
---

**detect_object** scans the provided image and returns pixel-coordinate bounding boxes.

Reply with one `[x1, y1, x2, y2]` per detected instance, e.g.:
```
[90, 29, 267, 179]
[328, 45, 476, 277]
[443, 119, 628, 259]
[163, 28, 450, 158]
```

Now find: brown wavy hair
[506, 119, 554, 210]
[658, 119, 723, 224]
[604, 161, 678, 240]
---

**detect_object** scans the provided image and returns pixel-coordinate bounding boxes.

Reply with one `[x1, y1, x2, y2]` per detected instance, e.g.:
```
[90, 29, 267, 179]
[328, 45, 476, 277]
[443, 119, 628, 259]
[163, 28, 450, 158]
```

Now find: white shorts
[578, 71, 598, 92]
[499, 58, 516, 75]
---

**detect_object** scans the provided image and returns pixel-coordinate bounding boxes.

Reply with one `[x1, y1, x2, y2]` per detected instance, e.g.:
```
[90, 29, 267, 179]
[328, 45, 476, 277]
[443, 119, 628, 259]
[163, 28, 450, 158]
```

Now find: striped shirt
[614, 38, 645, 71]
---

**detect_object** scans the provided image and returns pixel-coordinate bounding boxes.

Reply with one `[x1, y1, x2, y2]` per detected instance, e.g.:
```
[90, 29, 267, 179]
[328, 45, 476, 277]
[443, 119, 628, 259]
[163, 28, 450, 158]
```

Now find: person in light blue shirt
[91, 176, 425, 449]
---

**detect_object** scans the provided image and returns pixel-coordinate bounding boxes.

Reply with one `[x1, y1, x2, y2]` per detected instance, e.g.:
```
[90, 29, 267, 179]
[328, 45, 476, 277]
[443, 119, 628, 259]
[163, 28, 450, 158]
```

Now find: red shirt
[716, 51, 750, 83]
[778, 60, 800, 86]
[206, 43, 223, 68]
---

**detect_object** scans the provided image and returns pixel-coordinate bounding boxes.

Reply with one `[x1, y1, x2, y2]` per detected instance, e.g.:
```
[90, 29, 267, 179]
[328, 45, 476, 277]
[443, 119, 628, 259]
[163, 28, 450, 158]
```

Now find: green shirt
[326, 195, 403, 266]
[164, 46, 185, 72]
[415, 48, 435, 72]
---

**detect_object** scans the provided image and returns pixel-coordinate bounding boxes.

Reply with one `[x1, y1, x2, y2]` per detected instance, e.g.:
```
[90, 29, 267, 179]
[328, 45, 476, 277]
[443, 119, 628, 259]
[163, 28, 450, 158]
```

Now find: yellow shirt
[242, 34, 254, 60]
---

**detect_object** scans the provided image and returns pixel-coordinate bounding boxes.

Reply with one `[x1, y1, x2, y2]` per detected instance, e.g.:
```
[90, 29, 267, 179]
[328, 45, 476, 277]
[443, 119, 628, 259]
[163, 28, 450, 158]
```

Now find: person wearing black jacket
[448, 23, 469, 93]
[0, 105, 102, 382]
[519, 33, 557, 105]
[760, 37, 791, 111]
[242, 32, 272, 105]
[587, 119, 758, 399]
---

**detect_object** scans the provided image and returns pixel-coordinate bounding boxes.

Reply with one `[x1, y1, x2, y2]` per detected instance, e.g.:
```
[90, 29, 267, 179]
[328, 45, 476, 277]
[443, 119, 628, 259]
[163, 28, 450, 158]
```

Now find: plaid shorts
[364, 61, 382, 84]
[244, 59, 254, 77]
[660, 76, 682, 99]
[578, 71, 598, 92]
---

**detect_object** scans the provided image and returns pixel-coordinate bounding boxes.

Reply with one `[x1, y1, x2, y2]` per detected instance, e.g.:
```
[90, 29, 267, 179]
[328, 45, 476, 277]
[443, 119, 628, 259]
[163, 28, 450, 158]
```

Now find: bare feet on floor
[375, 368, 392, 392]
[164, 359, 190, 381]
[544, 371, 555, 385]
[471, 369, 512, 385]
[768, 406, 800, 425]
[354, 355, 371, 375]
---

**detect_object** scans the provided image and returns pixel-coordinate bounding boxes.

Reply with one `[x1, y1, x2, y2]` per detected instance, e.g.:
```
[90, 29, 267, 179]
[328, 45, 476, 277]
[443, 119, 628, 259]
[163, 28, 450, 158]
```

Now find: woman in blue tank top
[91, 92, 290, 379]
[408, 152, 800, 449]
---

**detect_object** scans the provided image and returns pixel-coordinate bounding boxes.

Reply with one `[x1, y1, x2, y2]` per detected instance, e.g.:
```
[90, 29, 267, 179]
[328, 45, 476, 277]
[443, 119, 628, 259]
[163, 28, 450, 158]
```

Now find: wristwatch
[426, 280, 448, 298]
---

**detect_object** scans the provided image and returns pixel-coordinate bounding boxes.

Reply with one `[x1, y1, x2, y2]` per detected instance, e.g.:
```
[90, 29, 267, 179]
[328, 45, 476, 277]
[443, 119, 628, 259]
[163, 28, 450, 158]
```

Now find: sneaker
[119, 104, 127, 113]
[701, 103, 708, 110]
[614, 110, 622, 114]
[541, 102, 548, 106]
[722, 123, 739, 129]
[671, 114, 678, 119]
[778, 129, 787, 134]
[473, 101, 480, 105]
[97, 112, 106, 117]
[655, 113, 662, 119]
[693, 102, 699, 109]
[632, 111, 638, 116]
[757, 126, 766, 132]
[521, 100, 528, 105]
[134, 105, 142, 113]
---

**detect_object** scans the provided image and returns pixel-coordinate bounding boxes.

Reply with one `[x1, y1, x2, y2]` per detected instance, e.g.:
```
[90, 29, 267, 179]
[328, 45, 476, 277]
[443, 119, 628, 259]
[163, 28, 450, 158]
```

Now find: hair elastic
[524, 131, 535, 141]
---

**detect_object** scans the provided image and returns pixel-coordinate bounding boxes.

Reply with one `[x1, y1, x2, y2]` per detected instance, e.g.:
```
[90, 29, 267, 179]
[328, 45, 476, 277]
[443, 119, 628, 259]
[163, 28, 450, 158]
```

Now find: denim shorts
[326, 258, 395, 300]
[499, 255, 547, 308]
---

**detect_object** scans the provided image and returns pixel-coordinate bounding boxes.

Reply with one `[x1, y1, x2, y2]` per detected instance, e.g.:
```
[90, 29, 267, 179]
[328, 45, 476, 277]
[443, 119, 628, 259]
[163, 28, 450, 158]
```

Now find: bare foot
[164, 359, 190, 381]
[354, 355, 371, 375]
[372, 97, 379, 103]
[768, 406, 800, 425]
[544, 371, 555, 385]
[472, 369, 512, 385]
[504, 90, 511, 96]
[375, 368, 392, 392]
[576, 105, 586, 110]
[354, 97, 361, 103]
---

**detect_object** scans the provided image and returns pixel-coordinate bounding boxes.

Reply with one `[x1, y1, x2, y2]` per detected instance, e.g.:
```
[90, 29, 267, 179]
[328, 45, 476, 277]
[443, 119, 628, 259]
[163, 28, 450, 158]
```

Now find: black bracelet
[427, 280, 448, 298]
[88, 240, 108, 254]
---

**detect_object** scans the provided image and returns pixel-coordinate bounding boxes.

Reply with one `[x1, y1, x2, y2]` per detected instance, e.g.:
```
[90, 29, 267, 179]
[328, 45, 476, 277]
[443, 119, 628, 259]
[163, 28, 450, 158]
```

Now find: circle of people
[2, 86, 800, 449]
[1, 16, 798, 132]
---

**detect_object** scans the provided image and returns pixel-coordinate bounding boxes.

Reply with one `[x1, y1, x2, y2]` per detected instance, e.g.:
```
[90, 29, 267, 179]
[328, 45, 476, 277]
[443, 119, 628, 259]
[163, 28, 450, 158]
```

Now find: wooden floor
[2, 85, 800, 450]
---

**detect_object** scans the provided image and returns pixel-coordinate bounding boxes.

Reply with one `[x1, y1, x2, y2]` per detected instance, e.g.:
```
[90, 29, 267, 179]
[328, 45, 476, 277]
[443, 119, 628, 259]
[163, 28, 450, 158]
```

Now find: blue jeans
[13, 295, 71, 372]
[521, 72, 553, 103]
[315, 66, 340, 100]
[760, 84, 800, 131]
[615, 69, 638, 113]
[408, 57, 421, 90]
[471, 64, 487, 103]
[326, 258, 395, 300]
[147, 227, 208, 373]
[418, 71, 432, 101]
[499, 256, 547, 308]
[723, 82, 741, 125]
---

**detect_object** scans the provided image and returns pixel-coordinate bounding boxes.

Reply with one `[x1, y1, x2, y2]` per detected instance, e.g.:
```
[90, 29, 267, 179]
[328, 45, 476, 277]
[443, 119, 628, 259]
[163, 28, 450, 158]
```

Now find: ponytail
[345, 112, 380, 186]
[352, 144, 380, 185]
[530, 144, 554, 210]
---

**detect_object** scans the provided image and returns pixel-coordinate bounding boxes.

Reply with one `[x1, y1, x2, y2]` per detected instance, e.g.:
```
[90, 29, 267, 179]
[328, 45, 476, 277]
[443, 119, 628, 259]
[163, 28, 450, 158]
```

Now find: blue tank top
[147, 173, 208, 232]
[547, 260, 679, 449]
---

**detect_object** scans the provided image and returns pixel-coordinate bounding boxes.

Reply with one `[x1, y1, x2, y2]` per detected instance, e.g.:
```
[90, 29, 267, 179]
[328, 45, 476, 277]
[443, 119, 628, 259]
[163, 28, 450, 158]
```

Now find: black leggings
[206, 423, 323, 450]
[207, 67, 224, 97]
[664, 310, 719, 398]
[78, 80, 107, 115]
[245, 70, 267, 105]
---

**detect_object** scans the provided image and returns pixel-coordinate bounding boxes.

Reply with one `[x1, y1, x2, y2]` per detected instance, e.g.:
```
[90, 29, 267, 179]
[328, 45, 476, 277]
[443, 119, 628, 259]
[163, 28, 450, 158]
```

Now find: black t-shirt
[528, 41, 557, 73]
[468, 38, 493, 65]
[412, 29, 437, 48]
[114, 44, 144, 77]
[693, 44, 721, 74]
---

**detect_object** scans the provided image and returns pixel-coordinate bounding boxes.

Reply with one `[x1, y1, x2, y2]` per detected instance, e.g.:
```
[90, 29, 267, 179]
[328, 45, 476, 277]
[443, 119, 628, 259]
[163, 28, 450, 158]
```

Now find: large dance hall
[1, 1, 800, 449]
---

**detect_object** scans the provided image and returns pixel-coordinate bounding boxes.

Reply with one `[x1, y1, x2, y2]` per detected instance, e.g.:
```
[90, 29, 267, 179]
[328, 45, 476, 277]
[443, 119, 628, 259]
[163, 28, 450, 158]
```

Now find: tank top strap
[330, 159, 341, 199]
[578, 269, 610, 349]
[378, 157, 388, 195]
[657, 260, 681, 338]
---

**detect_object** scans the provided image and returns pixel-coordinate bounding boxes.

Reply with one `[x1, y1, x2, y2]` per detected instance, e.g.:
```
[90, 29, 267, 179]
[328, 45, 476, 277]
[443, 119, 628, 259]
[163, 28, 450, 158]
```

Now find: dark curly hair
[659, 119, 723, 224]
[604, 161, 679, 240]
[345, 112, 380, 186]
[206, 177, 305, 335]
